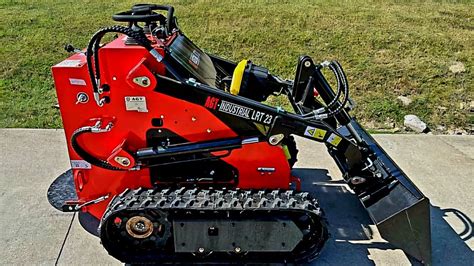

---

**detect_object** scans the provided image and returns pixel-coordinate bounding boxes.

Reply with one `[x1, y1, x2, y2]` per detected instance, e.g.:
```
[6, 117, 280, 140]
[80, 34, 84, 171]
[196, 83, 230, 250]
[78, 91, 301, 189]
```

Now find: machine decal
[189, 50, 201, 69]
[55, 59, 83, 68]
[204, 96, 220, 110]
[69, 78, 87, 86]
[70, 160, 92, 169]
[218, 100, 251, 119]
[125, 96, 148, 112]
[304, 126, 327, 140]
[217, 100, 274, 125]
[326, 133, 342, 147]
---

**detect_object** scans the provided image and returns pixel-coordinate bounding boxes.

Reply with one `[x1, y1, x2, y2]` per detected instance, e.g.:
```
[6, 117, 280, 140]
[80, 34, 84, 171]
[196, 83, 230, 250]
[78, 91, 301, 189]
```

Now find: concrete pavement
[0, 129, 472, 265]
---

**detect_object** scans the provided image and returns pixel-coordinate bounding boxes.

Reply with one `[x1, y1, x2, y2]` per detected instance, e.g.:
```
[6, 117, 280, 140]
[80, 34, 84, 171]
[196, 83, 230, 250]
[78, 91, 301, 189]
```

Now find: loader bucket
[347, 121, 432, 264]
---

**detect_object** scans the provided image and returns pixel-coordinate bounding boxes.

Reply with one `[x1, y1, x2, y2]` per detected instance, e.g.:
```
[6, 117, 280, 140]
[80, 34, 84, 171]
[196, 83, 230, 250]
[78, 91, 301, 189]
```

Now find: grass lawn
[0, 0, 472, 131]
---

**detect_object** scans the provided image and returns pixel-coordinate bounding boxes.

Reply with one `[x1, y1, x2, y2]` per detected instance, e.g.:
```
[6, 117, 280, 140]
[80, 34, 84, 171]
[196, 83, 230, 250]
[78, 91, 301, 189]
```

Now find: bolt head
[134, 221, 146, 231]
[76, 92, 89, 104]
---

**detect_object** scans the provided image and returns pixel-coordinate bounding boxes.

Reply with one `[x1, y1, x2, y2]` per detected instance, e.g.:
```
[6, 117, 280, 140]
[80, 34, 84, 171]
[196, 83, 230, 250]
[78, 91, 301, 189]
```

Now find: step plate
[47, 169, 77, 211]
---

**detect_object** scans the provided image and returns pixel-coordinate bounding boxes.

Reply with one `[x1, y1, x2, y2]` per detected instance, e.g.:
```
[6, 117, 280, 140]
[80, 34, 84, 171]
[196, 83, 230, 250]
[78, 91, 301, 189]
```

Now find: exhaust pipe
[341, 121, 432, 264]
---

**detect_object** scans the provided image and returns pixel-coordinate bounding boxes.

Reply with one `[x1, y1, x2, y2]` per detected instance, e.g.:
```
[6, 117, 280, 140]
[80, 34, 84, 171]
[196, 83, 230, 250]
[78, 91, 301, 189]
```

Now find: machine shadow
[293, 168, 474, 266]
[429, 205, 473, 265]
[294, 168, 379, 265]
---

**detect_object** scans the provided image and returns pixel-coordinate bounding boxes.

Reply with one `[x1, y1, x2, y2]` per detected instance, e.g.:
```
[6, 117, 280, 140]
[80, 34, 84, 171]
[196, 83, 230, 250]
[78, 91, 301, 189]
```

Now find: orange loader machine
[48, 4, 431, 264]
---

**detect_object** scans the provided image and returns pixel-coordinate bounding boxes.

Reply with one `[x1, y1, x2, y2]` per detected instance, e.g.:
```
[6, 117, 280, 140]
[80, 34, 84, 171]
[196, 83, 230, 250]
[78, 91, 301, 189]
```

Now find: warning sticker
[71, 160, 91, 169]
[125, 96, 148, 112]
[69, 78, 86, 86]
[327, 133, 342, 147]
[56, 60, 83, 68]
[304, 126, 327, 140]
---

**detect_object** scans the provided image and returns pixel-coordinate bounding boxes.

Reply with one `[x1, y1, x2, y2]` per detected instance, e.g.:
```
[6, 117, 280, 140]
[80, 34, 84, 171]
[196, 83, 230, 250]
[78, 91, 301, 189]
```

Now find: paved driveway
[0, 129, 472, 265]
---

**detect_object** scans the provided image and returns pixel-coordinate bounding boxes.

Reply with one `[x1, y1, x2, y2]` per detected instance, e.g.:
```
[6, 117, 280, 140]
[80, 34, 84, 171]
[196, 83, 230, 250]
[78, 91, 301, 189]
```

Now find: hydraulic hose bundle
[323, 60, 349, 115]
[302, 60, 350, 121]
[86, 25, 155, 106]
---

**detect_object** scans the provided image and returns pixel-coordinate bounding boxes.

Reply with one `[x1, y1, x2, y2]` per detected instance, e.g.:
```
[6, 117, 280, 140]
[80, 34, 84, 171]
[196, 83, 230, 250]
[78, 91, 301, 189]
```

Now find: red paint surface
[52, 36, 292, 220]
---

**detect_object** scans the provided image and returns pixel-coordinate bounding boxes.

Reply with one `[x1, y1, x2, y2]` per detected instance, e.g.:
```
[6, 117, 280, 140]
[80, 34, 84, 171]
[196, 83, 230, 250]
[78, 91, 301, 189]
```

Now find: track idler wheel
[125, 216, 154, 239]
[102, 210, 172, 256]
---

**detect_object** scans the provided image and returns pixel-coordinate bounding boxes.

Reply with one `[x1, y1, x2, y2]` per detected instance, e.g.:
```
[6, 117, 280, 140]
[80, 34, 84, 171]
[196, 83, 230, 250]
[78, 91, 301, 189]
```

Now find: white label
[189, 50, 201, 69]
[125, 96, 148, 112]
[56, 60, 83, 67]
[304, 126, 316, 137]
[69, 78, 86, 86]
[71, 160, 92, 169]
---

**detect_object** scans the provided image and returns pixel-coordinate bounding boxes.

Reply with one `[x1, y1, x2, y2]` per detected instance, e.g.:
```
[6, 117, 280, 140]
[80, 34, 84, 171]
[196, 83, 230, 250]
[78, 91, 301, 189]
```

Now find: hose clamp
[93, 92, 104, 107]
[320, 60, 331, 68]
[91, 121, 114, 133]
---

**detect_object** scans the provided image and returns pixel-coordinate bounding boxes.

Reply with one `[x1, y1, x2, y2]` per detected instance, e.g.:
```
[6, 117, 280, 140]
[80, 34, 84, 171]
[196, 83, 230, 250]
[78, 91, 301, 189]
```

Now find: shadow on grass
[293, 168, 473, 266]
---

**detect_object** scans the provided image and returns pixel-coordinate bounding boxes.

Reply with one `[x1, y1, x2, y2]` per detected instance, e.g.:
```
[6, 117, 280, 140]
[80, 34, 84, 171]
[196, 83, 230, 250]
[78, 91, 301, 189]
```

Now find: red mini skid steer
[48, 4, 431, 264]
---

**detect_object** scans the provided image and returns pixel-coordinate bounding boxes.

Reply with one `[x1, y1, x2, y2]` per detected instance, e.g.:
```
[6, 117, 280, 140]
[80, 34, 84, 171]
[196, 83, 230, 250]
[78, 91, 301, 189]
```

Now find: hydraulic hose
[87, 25, 185, 107]
[324, 60, 349, 116]
[305, 60, 349, 120]
[86, 26, 153, 100]
[71, 126, 125, 171]
[325, 62, 344, 109]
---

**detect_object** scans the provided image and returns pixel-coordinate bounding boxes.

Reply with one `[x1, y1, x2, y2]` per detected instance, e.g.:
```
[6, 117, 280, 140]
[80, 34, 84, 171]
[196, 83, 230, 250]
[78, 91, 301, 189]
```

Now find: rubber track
[100, 187, 328, 264]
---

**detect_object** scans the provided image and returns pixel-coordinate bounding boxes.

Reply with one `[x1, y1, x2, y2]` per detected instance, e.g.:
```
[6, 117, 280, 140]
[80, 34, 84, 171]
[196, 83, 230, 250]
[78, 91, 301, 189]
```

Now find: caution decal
[326, 133, 342, 147]
[304, 126, 327, 140]
[304, 126, 342, 147]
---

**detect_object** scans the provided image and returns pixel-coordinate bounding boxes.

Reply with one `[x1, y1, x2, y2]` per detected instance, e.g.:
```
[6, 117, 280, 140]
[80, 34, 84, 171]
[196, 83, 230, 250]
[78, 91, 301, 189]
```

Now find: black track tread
[100, 187, 327, 264]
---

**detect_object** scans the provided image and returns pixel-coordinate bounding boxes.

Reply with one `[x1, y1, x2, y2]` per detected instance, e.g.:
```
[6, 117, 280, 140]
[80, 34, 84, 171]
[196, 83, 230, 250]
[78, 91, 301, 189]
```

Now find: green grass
[1, 0, 473, 131]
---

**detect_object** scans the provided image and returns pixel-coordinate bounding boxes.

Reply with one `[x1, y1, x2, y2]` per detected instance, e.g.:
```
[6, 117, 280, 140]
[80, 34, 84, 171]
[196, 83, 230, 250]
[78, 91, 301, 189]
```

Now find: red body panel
[52, 36, 292, 220]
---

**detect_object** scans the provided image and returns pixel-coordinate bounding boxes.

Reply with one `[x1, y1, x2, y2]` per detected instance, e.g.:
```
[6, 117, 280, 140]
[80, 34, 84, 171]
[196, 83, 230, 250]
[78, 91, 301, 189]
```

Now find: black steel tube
[136, 138, 242, 160]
